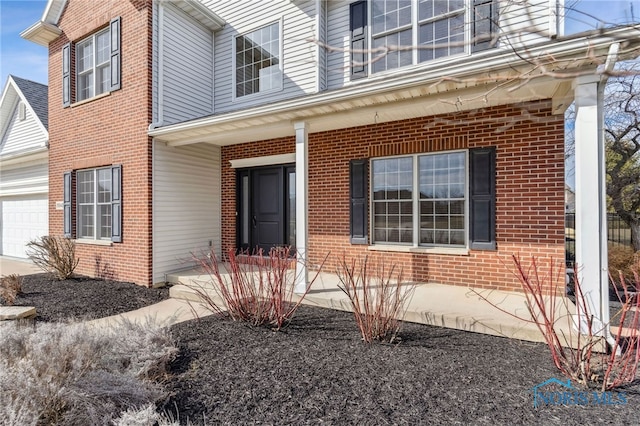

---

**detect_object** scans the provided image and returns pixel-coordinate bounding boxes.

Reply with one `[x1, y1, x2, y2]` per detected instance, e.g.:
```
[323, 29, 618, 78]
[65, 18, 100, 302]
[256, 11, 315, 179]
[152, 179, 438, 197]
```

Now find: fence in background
[565, 213, 634, 266]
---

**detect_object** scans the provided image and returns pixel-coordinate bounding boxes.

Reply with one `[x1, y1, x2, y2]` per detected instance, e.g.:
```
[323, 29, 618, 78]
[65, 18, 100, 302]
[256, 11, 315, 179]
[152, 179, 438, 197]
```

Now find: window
[62, 17, 120, 106]
[77, 168, 113, 239]
[349, 148, 495, 249]
[234, 21, 282, 98]
[372, 151, 466, 247]
[63, 166, 122, 242]
[355, 1, 498, 75]
[76, 28, 111, 101]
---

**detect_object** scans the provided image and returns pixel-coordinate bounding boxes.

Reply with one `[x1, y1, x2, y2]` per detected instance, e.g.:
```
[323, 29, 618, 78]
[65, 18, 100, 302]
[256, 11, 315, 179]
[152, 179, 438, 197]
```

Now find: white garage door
[1, 195, 48, 258]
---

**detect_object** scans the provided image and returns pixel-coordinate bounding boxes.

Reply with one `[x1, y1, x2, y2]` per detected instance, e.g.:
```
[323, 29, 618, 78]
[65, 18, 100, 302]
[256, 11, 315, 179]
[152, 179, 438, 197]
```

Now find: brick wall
[48, 0, 154, 286]
[221, 100, 565, 292]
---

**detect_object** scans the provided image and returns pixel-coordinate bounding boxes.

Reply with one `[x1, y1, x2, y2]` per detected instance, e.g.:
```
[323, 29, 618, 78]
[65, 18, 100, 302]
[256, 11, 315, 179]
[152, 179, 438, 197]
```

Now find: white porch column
[294, 121, 309, 293]
[573, 75, 610, 334]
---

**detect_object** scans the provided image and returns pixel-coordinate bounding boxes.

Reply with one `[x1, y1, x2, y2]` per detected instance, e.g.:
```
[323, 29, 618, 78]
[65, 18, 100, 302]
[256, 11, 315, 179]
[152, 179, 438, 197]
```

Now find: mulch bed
[10, 273, 170, 322]
[5, 274, 640, 424]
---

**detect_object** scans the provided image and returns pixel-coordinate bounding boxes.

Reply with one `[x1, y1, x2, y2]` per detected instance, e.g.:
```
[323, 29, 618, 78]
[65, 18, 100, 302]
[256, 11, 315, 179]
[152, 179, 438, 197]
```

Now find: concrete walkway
[87, 298, 214, 328]
[0, 256, 42, 276]
[166, 267, 577, 344]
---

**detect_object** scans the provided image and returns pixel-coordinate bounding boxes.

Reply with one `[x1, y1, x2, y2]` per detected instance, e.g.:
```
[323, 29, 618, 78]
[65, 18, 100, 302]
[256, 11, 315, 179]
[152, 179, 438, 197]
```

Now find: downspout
[599, 42, 620, 351]
[149, 3, 164, 285]
[148, 2, 165, 131]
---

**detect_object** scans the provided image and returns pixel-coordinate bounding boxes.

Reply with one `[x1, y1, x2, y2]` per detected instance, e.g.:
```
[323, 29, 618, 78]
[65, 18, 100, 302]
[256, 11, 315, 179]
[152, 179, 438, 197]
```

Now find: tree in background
[605, 61, 640, 251]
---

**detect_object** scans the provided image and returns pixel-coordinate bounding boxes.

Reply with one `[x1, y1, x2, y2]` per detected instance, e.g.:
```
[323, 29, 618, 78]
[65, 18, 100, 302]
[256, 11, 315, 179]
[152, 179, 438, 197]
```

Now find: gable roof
[10, 76, 48, 129]
[0, 75, 49, 146]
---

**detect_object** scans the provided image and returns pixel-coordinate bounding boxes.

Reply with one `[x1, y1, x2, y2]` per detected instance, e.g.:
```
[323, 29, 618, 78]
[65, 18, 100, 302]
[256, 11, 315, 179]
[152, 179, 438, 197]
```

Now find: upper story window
[62, 17, 121, 107]
[350, 1, 498, 78]
[76, 28, 111, 101]
[234, 21, 282, 99]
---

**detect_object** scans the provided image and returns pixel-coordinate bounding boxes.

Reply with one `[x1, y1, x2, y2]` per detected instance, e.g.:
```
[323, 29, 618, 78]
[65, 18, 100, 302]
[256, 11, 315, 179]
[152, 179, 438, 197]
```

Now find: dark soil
[7, 274, 640, 425]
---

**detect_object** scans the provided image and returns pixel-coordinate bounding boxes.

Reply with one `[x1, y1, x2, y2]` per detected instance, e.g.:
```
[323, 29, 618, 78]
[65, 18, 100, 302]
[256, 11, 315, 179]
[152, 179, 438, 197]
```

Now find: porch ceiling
[149, 26, 640, 147]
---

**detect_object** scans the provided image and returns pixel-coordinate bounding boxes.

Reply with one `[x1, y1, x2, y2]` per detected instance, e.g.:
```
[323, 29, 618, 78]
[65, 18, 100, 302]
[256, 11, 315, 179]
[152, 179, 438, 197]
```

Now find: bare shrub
[26, 235, 79, 280]
[0, 274, 23, 305]
[189, 247, 324, 330]
[336, 255, 416, 344]
[478, 255, 640, 391]
[0, 318, 177, 425]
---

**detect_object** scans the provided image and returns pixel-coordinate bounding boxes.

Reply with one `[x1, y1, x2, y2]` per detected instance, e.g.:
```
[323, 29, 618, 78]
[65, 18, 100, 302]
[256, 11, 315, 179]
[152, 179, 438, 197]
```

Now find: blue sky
[1, 0, 639, 87]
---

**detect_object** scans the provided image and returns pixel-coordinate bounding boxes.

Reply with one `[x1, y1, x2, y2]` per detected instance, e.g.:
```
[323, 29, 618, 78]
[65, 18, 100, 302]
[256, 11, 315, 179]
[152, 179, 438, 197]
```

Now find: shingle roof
[10, 75, 48, 130]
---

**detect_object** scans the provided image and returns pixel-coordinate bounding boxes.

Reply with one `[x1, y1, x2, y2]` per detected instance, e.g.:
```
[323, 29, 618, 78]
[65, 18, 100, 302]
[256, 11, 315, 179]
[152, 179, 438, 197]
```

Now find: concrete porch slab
[167, 266, 576, 345]
[0, 306, 36, 320]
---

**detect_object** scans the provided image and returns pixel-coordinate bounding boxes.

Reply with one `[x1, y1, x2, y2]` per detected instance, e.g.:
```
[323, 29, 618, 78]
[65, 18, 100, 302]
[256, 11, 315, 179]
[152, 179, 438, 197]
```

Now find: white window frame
[232, 19, 284, 101]
[77, 167, 113, 240]
[371, 149, 469, 248]
[76, 27, 111, 102]
[370, 0, 470, 74]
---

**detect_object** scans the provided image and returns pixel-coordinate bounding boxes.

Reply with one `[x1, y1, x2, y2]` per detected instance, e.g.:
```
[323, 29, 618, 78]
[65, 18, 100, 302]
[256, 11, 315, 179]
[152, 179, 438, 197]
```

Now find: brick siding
[221, 100, 565, 292]
[48, 0, 154, 286]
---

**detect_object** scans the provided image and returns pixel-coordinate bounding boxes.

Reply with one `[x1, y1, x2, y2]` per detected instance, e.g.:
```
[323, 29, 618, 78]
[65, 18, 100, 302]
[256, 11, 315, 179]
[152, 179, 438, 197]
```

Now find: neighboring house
[0, 76, 49, 259]
[565, 184, 575, 213]
[22, 0, 640, 325]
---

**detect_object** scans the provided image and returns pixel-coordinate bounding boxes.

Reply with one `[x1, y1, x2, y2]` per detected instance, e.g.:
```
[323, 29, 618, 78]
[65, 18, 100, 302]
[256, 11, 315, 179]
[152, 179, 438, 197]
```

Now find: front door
[237, 165, 295, 254]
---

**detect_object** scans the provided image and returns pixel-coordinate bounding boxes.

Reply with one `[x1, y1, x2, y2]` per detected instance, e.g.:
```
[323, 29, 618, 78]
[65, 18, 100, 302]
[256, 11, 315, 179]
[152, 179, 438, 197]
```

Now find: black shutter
[350, 159, 368, 244]
[62, 42, 71, 107]
[473, 0, 499, 52]
[111, 165, 122, 242]
[350, 1, 367, 79]
[469, 147, 496, 250]
[109, 17, 121, 91]
[63, 171, 72, 237]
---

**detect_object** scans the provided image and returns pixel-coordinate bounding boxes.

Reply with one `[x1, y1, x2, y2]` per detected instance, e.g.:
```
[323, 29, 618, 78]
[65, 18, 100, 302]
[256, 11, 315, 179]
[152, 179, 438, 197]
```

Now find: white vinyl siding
[160, 3, 214, 125]
[152, 142, 221, 284]
[0, 101, 47, 157]
[326, 0, 556, 90]
[0, 162, 48, 197]
[206, 0, 317, 113]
